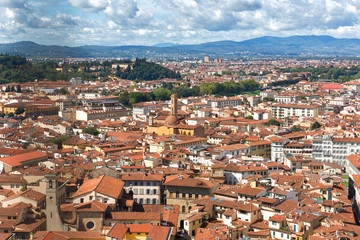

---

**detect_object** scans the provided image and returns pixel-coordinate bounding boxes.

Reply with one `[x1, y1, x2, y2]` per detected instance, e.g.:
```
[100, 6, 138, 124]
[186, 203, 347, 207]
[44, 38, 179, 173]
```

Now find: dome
[165, 115, 178, 125]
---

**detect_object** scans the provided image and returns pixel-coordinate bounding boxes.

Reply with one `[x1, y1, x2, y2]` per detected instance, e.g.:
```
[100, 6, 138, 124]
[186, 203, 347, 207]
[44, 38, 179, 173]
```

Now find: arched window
[182, 206, 186, 213]
[49, 180, 53, 189]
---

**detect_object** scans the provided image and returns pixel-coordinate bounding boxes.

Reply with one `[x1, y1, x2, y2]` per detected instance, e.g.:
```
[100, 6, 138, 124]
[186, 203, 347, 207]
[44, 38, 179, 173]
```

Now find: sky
[0, 0, 360, 46]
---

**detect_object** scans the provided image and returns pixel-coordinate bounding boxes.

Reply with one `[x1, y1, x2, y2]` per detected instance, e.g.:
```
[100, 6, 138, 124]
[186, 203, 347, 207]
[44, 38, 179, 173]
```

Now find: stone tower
[165, 94, 179, 125]
[45, 174, 65, 231]
[171, 94, 178, 117]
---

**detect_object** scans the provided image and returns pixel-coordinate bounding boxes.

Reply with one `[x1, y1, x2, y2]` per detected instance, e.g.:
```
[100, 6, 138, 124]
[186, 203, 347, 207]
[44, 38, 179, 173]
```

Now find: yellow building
[3, 102, 37, 116]
[145, 123, 205, 137]
[248, 140, 272, 158]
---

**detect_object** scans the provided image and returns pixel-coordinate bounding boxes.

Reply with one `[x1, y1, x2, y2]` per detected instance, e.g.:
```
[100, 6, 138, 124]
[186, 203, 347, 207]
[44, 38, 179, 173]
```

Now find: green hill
[116, 58, 181, 81]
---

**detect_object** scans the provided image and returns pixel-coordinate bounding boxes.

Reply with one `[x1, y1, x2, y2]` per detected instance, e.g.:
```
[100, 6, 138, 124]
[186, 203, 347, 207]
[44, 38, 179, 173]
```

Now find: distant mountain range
[2, 35, 360, 58]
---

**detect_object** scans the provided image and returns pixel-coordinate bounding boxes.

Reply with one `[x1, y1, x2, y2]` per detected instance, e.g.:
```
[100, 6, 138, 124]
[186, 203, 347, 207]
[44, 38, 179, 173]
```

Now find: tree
[7, 112, 14, 117]
[311, 121, 321, 130]
[266, 119, 281, 126]
[119, 91, 130, 106]
[245, 115, 253, 119]
[14, 107, 25, 115]
[59, 87, 68, 95]
[16, 85, 22, 93]
[291, 125, 302, 132]
[153, 87, 172, 101]
[51, 135, 72, 149]
[83, 127, 100, 136]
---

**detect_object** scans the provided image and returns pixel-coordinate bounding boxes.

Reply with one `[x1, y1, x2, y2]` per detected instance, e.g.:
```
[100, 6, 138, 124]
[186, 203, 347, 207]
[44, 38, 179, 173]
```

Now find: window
[80, 198, 84, 203]
[152, 199, 157, 204]
[16, 184, 19, 188]
[89, 196, 93, 200]
[189, 193, 192, 198]
[182, 193, 186, 198]
[146, 189, 150, 194]
[104, 198, 108, 203]
[153, 189, 157, 195]
[10, 184, 14, 188]
[86, 221, 95, 229]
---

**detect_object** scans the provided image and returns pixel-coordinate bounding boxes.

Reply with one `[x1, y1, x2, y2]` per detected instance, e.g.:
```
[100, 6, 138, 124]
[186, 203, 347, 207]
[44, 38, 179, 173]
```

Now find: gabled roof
[76, 200, 108, 212]
[5, 189, 45, 202]
[72, 175, 124, 199]
[0, 151, 47, 167]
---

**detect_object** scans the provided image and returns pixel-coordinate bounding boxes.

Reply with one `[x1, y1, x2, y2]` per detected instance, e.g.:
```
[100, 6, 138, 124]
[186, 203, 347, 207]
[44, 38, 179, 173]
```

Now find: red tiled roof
[269, 214, 286, 222]
[0, 151, 47, 167]
[76, 200, 108, 212]
[72, 175, 124, 199]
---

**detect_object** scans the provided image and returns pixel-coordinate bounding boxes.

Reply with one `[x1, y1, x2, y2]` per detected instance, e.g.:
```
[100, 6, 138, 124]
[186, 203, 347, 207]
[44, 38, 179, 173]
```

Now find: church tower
[45, 174, 65, 231]
[171, 94, 178, 117]
[165, 94, 179, 125]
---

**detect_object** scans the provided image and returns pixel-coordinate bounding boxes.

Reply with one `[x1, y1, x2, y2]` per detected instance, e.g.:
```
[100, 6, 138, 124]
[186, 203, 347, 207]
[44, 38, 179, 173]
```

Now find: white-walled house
[72, 175, 124, 206]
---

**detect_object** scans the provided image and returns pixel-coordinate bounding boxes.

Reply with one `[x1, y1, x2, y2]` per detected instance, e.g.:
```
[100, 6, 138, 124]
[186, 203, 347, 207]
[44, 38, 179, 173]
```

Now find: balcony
[280, 226, 291, 232]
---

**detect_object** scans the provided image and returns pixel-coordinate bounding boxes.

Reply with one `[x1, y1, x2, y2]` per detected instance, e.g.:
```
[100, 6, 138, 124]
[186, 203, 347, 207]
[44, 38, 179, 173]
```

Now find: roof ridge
[94, 175, 106, 192]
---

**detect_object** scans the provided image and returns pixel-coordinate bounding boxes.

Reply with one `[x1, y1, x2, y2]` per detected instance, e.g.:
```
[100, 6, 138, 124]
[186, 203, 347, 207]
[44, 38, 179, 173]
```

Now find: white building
[272, 103, 323, 119]
[274, 94, 301, 103]
[313, 137, 360, 166]
[209, 97, 243, 109]
[122, 173, 162, 205]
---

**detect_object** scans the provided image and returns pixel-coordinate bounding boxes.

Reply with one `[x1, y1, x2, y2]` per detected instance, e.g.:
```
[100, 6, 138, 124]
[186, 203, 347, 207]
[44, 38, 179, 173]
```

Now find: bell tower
[45, 174, 65, 231]
[171, 94, 178, 117]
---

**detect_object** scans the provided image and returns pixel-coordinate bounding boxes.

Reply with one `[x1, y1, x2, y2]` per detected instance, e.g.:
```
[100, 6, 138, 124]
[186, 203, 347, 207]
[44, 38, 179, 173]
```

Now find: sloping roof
[76, 200, 109, 212]
[33, 231, 105, 240]
[5, 189, 45, 202]
[164, 178, 217, 189]
[0, 151, 47, 167]
[107, 223, 128, 239]
[121, 173, 163, 182]
[72, 175, 124, 199]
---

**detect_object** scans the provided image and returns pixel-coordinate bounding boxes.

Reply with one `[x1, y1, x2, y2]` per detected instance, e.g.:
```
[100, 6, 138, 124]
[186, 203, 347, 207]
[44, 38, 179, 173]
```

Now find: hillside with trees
[0, 55, 99, 83]
[0, 55, 180, 84]
[116, 58, 181, 81]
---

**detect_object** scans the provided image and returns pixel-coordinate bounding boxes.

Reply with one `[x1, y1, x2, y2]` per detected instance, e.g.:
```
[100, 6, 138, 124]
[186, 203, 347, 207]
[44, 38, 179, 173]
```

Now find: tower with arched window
[45, 174, 65, 231]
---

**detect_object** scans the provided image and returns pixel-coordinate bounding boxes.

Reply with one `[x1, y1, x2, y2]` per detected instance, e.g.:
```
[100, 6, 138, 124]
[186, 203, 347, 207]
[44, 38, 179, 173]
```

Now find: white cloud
[68, 0, 108, 12]
[2, 0, 360, 46]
